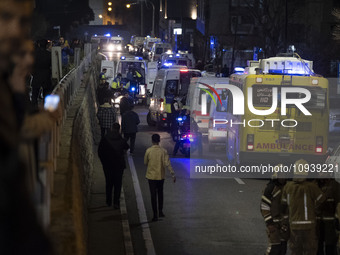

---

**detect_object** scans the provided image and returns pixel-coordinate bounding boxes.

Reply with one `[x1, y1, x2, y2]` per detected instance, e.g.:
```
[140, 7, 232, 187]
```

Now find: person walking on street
[144, 134, 176, 222]
[98, 123, 129, 209]
[121, 105, 140, 155]
[261, 165, 289, 255]
[97, 97, 115, 137]
[281, 159, 326, 255]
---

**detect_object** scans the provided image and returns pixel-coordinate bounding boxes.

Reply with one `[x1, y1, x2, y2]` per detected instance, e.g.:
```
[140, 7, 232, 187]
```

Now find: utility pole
[141, 0, 144, 36]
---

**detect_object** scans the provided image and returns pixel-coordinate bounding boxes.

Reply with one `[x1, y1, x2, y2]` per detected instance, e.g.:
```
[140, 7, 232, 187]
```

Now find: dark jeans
[102, 163, 124, 206]
[124, 133, 136, 153]
[148, 179, 164, 217]
[31, 83, 52, 107]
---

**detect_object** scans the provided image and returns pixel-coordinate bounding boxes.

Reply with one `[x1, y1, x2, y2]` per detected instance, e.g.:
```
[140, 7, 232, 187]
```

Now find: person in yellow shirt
[144, 134, 176, 221]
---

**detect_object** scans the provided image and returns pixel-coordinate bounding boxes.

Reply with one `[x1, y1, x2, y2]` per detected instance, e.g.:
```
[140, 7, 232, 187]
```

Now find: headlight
[108, 44, 114, 51]
[115, 96, 123, 104]
[117, 46, 122, 51]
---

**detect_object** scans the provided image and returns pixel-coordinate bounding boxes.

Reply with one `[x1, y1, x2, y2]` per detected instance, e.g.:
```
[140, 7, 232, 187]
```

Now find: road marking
[234, 178, 245, 185]
[216, 159, 245, 185]
[120, 187, 134, 255]
[127, 155, 156, 255]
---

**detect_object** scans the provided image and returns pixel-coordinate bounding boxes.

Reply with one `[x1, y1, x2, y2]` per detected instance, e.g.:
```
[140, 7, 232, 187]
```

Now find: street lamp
[146, 1, 155, 37]
[99, 14, 103, 19]
[126, 4, 131, 8]
[108, 2, 112, 6]
[108, 7, 112, 11]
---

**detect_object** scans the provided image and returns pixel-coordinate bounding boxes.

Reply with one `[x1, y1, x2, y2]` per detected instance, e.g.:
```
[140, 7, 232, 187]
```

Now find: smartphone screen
[44, 94, 60, 111]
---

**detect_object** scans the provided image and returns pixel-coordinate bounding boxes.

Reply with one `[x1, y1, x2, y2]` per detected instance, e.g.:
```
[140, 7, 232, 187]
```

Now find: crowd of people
[261, 160, 340, 255]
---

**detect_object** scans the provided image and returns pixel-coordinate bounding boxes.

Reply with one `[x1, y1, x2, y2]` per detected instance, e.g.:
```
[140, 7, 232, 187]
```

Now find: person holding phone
[144, 134, 176, 222]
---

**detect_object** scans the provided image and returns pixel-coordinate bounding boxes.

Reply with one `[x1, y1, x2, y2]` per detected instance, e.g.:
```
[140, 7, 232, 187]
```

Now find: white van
[150, 43, 172, 61]
[116, 56, 147, 102]
[187, 77, 229, 134]
[105, 36, 123, 52]
[143, 37, 161, 59]
[159, 53, 194, 68]
[207, 86, 229, 151]
[147, 67, 201, 127]
[146, 61, 158, 94]
[100, 60, 115, 85]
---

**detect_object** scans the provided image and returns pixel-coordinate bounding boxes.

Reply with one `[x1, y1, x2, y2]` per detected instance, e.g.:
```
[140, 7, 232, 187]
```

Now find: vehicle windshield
[110, 40, 121, 44]
[251, 85, 327, 110]
[178, 60, 188, 66]
[165, 80, 178, 96]
[156, 48, 163, 54]
[178, 71, 201, 98]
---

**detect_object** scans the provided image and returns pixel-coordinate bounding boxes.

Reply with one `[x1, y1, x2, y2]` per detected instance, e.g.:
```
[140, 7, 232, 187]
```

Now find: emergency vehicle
[226, 54, 329, 165]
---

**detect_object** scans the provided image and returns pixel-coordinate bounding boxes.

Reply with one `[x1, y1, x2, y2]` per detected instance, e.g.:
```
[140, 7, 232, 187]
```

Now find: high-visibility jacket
[111, 79, 120, 89]
[281, 180, 325, 230]
[261, 180, 286, 226]
[99, 72, 106, 82]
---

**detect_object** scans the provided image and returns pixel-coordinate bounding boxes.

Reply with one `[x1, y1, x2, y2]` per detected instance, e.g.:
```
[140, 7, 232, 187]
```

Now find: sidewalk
[88, 129, 127, 255]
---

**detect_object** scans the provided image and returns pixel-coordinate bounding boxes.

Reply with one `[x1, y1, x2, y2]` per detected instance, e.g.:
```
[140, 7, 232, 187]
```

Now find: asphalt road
[123, 105, 268, 255]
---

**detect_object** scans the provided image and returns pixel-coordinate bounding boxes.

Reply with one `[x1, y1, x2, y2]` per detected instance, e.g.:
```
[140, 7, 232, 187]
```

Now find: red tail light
[159, 98, 164, 102]
[247, 134, 254, 151]
[180, 69, 189, 73]
[315, 136, 323, 154]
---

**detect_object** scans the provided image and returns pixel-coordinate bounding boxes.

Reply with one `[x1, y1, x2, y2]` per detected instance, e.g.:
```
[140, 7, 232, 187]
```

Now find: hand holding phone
[44, 94, 60, 112]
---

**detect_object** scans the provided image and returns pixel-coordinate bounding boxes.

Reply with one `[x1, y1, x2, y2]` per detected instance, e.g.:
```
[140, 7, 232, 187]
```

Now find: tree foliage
[333, 8, 340, 41]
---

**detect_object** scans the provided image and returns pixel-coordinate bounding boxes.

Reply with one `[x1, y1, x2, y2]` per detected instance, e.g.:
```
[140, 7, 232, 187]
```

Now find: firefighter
[99, 68, 107, 84]
[111, 73, 122, 90]
[317, 174, 340, 255]
[281, 159, 326, 255]
[261, 164, 289, 255]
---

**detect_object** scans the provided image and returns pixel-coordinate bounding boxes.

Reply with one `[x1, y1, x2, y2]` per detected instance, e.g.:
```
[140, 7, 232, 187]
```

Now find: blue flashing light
[169, 54, 173, 58]
[120, 56, 126, 60]
[183, 116, 187, 120]
[268, 69, 309, 75]
[164, 62, 173, 67]
[176, 53, 180, 57]
[105, 33, 111, 37]
[234, 67, 245, 73]
[94, 34, 98, 37]
[135, 56, 143, 60]
[131, 87, 136, 92]
[177, 117, 183, 121]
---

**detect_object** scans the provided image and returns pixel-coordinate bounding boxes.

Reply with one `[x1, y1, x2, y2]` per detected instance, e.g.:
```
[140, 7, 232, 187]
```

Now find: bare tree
[244, 0, 287, 57]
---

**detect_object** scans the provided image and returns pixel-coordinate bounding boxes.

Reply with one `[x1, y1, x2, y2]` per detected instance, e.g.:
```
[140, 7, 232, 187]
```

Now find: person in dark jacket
[31, 39, 52, 107]
[97, 81, 112, 106]
[98, 123, 129, 209]
[121, 105, 140, 154]
[119, 92, 132, 116]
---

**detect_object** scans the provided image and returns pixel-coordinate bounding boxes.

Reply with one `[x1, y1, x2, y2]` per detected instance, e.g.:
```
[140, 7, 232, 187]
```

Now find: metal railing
[34, 44, 97, 227]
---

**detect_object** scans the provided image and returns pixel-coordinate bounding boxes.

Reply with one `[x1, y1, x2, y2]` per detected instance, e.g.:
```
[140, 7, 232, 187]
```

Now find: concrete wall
[50, 57, 100, 255]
